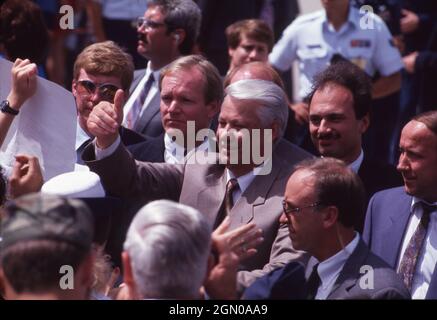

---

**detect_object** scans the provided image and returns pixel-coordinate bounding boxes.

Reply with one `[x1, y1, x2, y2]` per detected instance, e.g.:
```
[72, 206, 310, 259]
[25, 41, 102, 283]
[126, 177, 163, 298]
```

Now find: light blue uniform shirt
[269, 5, 403, 100]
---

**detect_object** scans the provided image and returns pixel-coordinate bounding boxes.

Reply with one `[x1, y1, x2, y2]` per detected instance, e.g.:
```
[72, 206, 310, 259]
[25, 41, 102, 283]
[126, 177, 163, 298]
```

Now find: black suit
[127, 133, 165, 163]
[355, 155, 403, 232]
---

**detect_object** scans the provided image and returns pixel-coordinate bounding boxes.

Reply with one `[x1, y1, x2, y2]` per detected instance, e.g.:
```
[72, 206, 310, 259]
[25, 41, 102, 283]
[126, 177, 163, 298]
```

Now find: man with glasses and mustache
[122, 0, 202, 138]
[307, 61, 402, 233]
[72, 41, 146, 167]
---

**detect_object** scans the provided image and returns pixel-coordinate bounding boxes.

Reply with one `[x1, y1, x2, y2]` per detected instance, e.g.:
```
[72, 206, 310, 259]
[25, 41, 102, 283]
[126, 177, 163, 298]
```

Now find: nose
[248, 48, 261, 61]
[279, 212, 288, 224]
[89, 90, 100, 104]
[318, 118, 331, 134]
[167, 100, 181, 113]
[397, 152, 409, 172]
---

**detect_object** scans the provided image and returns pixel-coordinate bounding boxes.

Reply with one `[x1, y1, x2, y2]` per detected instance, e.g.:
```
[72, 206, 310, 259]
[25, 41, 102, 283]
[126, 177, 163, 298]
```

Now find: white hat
[41, 171, 105, 198]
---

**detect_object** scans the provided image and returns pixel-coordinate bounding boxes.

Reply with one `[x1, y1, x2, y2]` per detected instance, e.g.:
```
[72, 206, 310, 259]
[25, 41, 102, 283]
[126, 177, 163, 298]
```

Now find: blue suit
[363, 187, 437, 299]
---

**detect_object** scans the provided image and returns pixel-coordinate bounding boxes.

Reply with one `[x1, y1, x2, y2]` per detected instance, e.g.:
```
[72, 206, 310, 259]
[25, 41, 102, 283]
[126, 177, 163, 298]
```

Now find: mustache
[137, 33, 147, 42]
[316, 132, 340, 140]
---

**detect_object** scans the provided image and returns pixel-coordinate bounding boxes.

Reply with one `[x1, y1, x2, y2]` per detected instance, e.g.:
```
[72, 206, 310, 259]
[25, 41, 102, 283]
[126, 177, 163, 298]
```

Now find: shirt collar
[322, 3, 358, 32]
[316, 232, 360, 291]
[75, 119, 92, 150]
[146, 61, 163, 85]
[225, 168, 257, 195]
[348, 149, 364, 173]
[164, 133, 211, 164]
[411, 197, 437, 212]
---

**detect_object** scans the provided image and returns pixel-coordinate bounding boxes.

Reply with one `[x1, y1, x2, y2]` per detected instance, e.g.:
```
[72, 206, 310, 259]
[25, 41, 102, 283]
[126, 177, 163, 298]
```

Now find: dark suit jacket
[356, 155, 403, 232]
[244, 238, 410, 299]
[128, 69, 163, 138]
[127, 133, 165, 163]
[83, 138, 312, 289]
[363, 187, 437, 299]
[76, 126, 146, 165]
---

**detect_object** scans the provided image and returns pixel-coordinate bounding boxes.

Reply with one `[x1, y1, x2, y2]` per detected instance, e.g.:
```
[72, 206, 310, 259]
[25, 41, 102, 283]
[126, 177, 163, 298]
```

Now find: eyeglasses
[137, 17, 166, 30]
[76, 80, 120, 102]
[282, 200, 324, 216]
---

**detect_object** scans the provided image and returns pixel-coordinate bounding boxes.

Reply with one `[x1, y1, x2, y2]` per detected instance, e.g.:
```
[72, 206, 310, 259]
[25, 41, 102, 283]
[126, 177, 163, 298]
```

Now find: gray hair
[123, 200, 212, 299]
[147, 0, 201, 55]
[225, 79, 289, 137]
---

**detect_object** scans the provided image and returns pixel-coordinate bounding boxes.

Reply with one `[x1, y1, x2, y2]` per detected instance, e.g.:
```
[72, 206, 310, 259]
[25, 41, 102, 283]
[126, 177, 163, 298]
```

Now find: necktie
[398, 202, 435, 291]
[224, 178, 239, 216]
[306, 263, 321, 300]
[126, 73, 154, 129]
[213, 178, 239, 229]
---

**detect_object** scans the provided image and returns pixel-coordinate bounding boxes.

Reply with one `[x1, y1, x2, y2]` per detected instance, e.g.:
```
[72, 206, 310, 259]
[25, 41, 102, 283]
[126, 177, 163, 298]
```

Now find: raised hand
[86, 89, 124, 149]
[203, 217, 263, 299]
[9, 154, 44, 199]
[7, 58, 38, 110]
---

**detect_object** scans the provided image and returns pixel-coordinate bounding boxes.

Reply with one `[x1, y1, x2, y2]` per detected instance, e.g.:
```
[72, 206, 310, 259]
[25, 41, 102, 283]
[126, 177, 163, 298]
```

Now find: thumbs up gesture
[87, 89, 125, 149]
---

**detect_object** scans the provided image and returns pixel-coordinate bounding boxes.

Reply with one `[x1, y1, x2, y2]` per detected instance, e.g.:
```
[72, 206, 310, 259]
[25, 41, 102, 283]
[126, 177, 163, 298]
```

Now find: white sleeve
[269, 20, 300, 71]
[372, 17, 403, 76]
[94, 135, 121, 160]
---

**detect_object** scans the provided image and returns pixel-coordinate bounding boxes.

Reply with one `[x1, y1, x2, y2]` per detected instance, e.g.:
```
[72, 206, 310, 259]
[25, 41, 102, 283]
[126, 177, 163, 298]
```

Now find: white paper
[0, 58, 77, 181]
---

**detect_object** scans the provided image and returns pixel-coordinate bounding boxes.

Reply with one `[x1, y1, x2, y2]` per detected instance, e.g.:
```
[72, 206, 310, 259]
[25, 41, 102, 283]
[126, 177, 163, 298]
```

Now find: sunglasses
[76, 80, 120, 102]
[137, 17, 166, 30]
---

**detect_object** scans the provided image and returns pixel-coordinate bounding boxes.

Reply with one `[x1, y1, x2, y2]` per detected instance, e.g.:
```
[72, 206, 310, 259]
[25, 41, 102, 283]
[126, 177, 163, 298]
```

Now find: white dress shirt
[397, 198, 437, 299]
[311, 232, 360, 299]
[75, 120, 91, 151]
[348, 149, 364, 173]
[164, 133, 211, 164]
[225, 169, 257, 205]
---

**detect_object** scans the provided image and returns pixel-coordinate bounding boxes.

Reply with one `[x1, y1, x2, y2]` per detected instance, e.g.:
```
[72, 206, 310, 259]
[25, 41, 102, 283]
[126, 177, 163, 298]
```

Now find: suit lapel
[228, 156, 282, 229]
[380, 191, 412, 267]
[134, 91, 160, 133]
[195, 164, 227, 224]
[327, 239, 368, 299]
[426, 266, 437, 299]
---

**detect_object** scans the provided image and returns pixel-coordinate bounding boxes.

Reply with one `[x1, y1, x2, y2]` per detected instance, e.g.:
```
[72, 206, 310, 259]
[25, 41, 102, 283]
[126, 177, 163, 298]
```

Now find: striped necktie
[126, 73, 154, 129]
[398, 202, 435, 291]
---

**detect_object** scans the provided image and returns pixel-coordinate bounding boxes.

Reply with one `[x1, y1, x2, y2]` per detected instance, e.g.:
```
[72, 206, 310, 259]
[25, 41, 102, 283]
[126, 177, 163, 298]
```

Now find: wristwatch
[0, 100, 19, 116]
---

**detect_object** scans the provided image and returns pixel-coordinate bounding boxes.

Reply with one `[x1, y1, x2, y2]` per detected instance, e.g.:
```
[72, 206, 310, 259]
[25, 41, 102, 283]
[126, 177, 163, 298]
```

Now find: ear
[77, 250, 95, 290]
[0, 268, 15, 300]
[321, 206, 339, 229]
[271, 121, 281, 142]
[359, 113, 370, 134]
[72, 80, 78, 97]
[173, 29, 186, 45]
[228, 47, 235, 59]
[121, 251, 138, 298]
[206, 101, 220, 119]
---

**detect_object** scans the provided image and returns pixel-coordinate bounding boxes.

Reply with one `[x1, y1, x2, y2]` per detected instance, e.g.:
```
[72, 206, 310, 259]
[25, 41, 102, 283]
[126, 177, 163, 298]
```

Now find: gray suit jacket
[128, 69, 163, 137]
[305, 238, 410, 299]
[84, 138, 312, 289]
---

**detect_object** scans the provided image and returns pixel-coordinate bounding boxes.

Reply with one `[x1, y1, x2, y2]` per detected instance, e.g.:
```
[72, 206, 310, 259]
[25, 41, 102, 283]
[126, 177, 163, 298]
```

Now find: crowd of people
[0, 0, 436, 300]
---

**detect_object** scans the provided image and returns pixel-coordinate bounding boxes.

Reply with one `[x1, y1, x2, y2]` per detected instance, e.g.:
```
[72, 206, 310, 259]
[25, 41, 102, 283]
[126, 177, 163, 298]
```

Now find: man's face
[72, 69, 122, 123]
[217, 96, 277, 168]
[160, 67, 218, 139]
[280, 169, 324, 253]
[137, 6, 173, 61]
[397, 120, 437, 202]
[228, 35, 269, 70]
[321, 0, 349, 11]
[309, 83, 368, 164]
